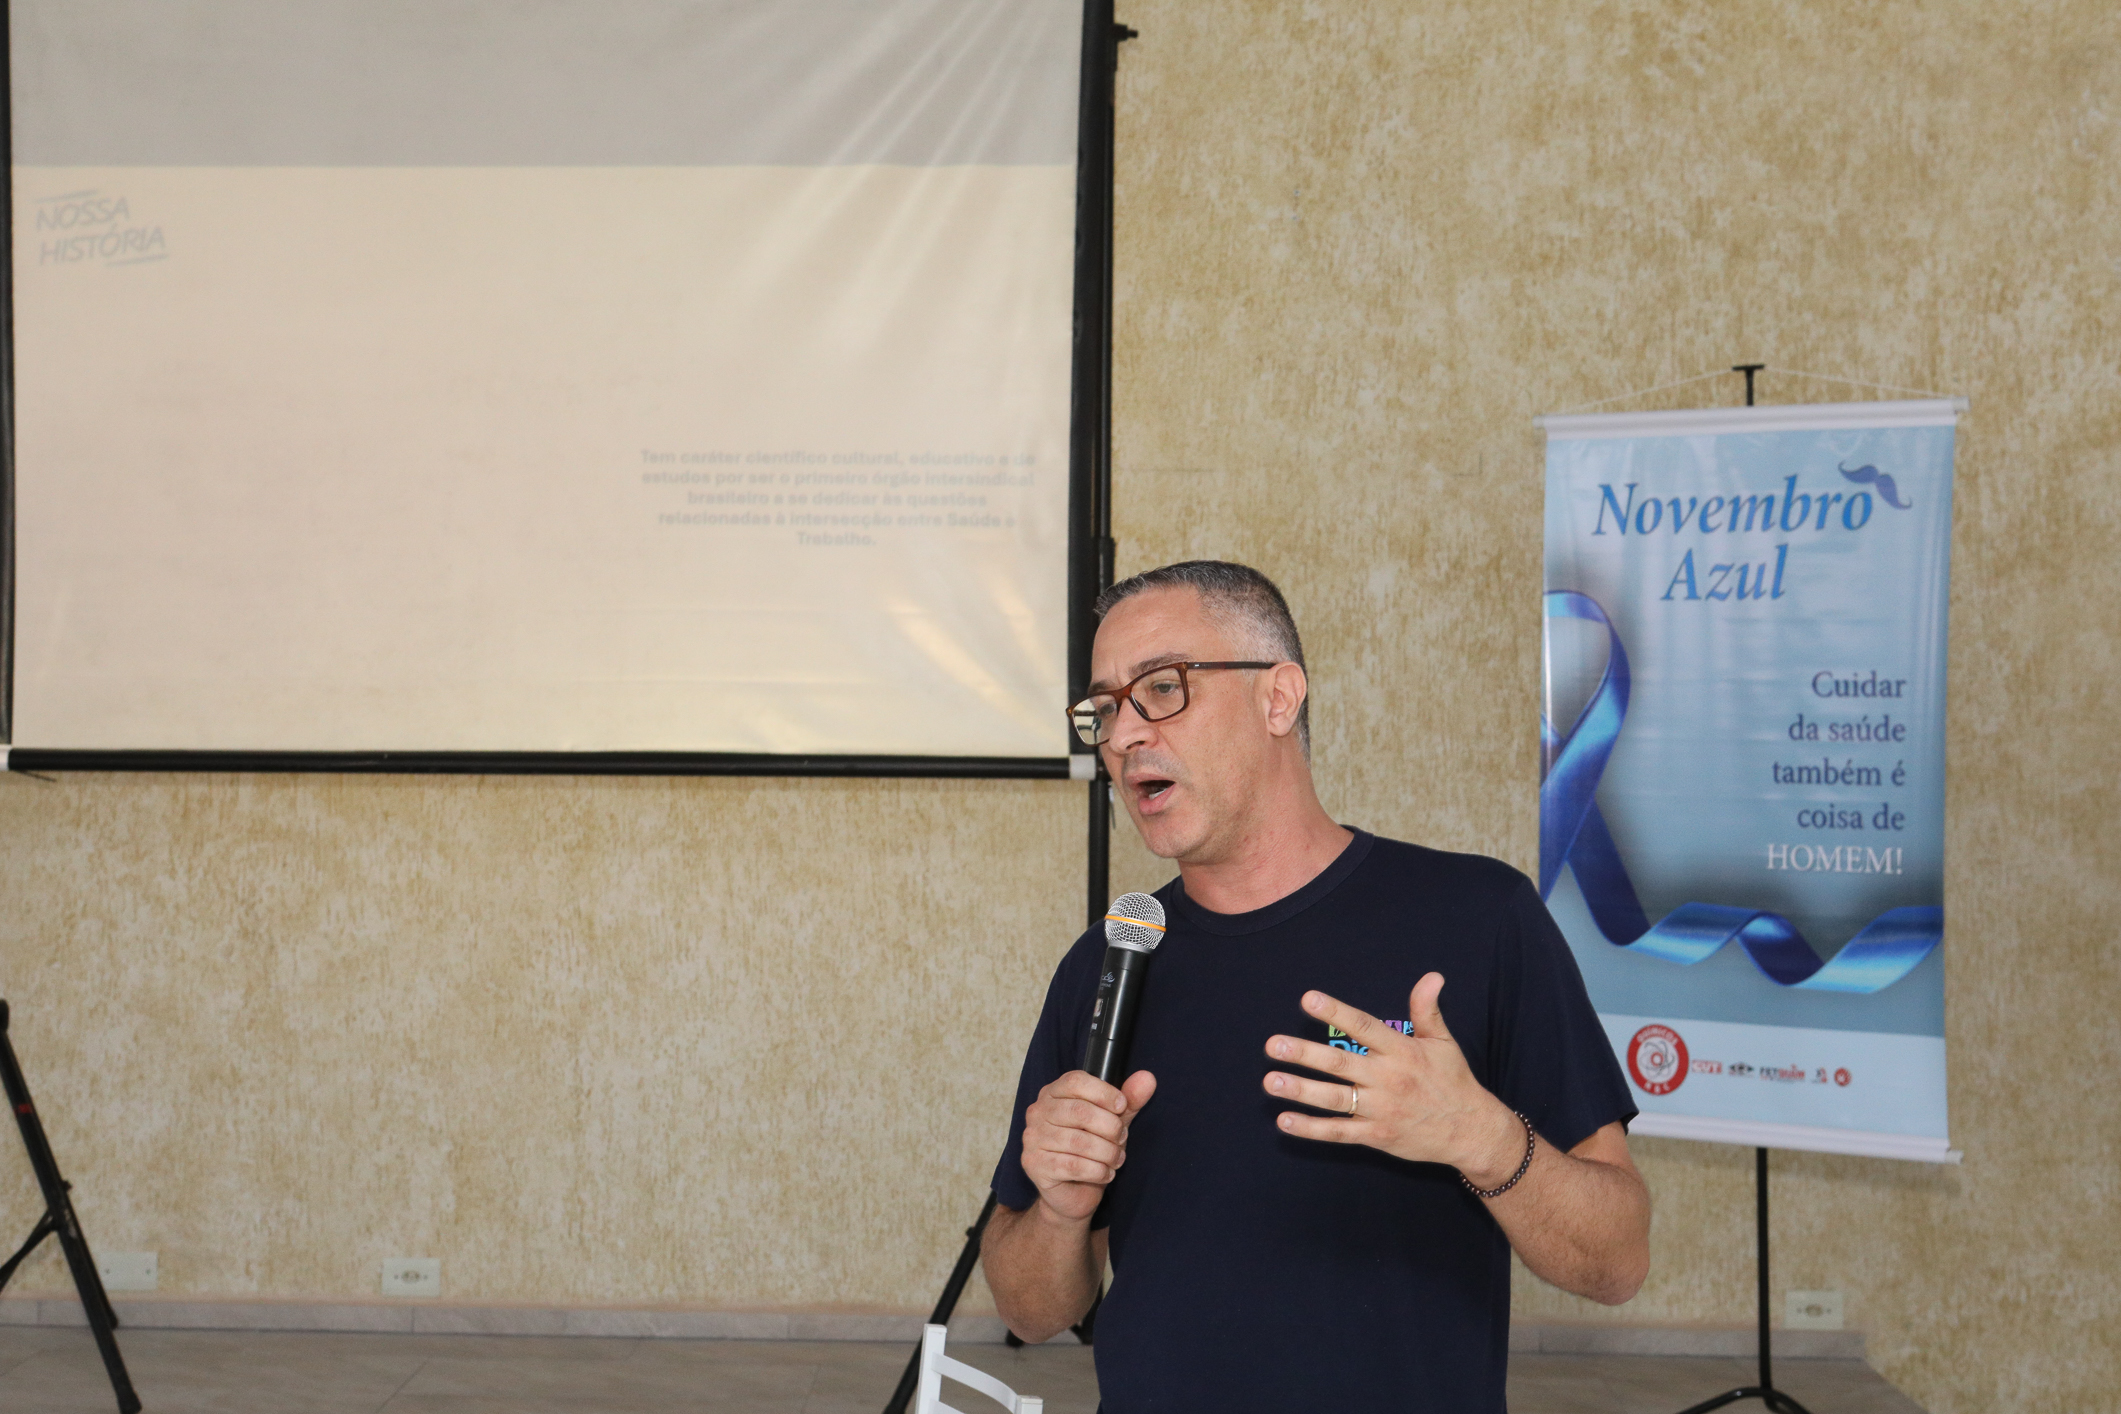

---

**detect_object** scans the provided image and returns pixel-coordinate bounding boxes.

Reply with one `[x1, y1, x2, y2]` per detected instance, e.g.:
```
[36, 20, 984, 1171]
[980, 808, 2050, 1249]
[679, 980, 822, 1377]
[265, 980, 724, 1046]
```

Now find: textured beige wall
[0, 774, 1081, 1311]
[2, 3, 2117, 1412]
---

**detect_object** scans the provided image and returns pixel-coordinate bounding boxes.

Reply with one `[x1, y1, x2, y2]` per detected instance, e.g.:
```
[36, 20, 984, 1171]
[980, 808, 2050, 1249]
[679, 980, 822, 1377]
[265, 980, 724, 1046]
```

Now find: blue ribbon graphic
[1540, 590, 1941, 993]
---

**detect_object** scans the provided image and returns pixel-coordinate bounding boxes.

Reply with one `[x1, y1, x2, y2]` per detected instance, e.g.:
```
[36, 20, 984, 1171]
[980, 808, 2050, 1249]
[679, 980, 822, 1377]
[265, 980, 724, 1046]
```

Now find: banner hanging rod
[1545, 364, 1968, 418]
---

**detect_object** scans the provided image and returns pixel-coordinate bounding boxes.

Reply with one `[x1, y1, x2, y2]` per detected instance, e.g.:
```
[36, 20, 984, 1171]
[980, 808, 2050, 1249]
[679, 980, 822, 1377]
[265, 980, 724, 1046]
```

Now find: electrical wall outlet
[1785, 1289, 1844, 1330]
[380, 1257, 441, 1298]
[97, 1251, 157, 1292]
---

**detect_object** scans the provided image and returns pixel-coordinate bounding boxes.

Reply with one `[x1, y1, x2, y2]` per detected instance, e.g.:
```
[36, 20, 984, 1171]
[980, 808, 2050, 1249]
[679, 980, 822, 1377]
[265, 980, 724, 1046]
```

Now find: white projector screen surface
[9, 1, 1083, 757]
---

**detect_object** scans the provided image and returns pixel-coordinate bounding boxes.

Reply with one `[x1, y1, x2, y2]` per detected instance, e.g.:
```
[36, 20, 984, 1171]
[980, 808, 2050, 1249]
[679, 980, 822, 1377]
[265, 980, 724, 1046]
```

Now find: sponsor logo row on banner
[1599, 1011, 1948, 1142]
[1624, 1022, 1853, 1098]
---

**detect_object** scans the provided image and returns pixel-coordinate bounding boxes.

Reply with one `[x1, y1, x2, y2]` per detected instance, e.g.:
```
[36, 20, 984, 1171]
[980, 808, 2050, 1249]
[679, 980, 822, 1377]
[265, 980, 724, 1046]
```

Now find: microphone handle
[1082, 944, 1152, 1085]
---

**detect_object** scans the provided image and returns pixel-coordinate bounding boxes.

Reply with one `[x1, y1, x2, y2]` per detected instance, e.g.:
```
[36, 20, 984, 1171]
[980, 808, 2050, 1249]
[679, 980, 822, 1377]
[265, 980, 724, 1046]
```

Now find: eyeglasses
[1068, 661, 1278, 746]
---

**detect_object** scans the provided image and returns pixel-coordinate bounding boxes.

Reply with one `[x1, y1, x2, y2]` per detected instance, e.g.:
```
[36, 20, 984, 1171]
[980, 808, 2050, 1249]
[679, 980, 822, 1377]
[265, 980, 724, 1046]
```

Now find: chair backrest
[914, 1323, 1044, 1414]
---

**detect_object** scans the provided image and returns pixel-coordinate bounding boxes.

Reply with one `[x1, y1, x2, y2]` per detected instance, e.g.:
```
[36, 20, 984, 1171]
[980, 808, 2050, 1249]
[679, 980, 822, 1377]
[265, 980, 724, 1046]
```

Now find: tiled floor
[0, 1325, 1929, 1413]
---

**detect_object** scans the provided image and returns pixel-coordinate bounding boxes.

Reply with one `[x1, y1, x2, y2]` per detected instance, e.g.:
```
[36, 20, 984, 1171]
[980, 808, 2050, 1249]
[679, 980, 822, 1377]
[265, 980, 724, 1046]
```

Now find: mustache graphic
[1838, 462, 1912, 510]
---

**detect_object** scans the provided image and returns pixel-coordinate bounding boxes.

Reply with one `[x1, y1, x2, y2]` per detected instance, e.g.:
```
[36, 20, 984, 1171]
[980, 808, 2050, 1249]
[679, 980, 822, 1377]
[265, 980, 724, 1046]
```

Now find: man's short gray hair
[1093, 560, 1309, 753]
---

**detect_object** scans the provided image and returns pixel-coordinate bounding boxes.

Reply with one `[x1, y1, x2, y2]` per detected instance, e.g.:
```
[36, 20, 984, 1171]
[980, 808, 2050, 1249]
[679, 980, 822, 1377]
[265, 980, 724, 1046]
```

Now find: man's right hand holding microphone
[982, 1068, 1156, 1341]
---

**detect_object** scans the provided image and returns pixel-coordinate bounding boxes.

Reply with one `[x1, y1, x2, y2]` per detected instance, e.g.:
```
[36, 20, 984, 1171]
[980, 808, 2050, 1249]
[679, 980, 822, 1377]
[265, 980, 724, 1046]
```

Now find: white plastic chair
[914, 1323, 1044, 1414]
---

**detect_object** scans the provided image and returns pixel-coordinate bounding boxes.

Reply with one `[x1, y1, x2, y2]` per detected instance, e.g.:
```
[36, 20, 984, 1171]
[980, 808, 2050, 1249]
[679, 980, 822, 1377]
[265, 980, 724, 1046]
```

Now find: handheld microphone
[1083, 892, 1166, 1084]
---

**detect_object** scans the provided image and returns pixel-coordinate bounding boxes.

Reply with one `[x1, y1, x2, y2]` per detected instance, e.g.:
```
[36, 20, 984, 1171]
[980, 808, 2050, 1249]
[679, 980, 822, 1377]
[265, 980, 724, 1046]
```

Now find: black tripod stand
[880, 1193, 1101, 1414]
[0, 1000, 142, 1414]
[882, 7, 1131, 1411]
[1671, 1146, 1811, 1414]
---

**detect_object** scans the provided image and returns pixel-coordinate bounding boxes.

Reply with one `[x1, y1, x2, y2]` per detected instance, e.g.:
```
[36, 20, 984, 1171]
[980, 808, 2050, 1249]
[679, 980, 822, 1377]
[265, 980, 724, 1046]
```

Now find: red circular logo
[1833, 1067, 1851, 1087]
[1627, 1025, 1689, 1095]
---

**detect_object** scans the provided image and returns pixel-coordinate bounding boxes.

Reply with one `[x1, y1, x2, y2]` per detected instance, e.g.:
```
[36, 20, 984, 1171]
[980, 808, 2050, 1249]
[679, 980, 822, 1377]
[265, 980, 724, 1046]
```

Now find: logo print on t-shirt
[1325, 1020, 1412, 1056]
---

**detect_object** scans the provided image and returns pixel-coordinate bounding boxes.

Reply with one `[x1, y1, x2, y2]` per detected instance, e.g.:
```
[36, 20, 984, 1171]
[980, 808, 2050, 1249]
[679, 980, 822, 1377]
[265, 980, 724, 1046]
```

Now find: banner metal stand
[1671, 1145, 1812, 1414]
[0, 1001, 143, 1414]
[1665, 366, 1814, 1414]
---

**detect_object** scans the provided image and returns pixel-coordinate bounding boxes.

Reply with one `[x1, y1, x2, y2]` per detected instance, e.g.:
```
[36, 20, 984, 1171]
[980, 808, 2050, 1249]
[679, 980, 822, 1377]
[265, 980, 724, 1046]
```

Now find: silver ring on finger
[1346, 1085, 1361, 1117]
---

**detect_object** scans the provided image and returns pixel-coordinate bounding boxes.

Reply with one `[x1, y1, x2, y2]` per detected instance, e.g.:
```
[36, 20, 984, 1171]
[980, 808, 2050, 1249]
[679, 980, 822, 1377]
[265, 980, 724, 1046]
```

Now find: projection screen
[6, 1, 1091, 766]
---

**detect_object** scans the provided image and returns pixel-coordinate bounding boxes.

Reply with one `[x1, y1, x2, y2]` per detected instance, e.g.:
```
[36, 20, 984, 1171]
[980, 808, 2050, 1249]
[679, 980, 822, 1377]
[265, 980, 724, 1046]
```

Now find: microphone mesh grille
[1104, 891, 1167, 952]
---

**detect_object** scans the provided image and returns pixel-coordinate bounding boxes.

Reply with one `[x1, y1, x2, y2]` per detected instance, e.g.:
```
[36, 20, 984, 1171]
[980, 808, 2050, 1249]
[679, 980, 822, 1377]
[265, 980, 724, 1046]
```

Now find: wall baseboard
[1509, 1319, 1863, 1360]
[0, 1294, 1864, 1360]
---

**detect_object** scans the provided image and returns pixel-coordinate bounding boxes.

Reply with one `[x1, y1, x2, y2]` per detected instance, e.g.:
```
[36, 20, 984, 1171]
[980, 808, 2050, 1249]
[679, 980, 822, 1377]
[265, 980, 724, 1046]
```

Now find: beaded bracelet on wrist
[1462, 1111, 1536, 1200]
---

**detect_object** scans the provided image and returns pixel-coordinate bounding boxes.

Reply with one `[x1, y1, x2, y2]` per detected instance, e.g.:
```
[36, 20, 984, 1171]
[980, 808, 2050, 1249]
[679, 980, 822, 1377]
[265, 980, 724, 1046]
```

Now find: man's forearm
[980, 1201, 1104, 1343]
[1475, 1120, 1650, 1305]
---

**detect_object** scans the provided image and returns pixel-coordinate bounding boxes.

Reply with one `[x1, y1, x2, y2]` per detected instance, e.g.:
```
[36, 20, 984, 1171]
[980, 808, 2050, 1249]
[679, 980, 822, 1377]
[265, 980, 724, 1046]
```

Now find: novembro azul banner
[1539, 400, 1960, 1163]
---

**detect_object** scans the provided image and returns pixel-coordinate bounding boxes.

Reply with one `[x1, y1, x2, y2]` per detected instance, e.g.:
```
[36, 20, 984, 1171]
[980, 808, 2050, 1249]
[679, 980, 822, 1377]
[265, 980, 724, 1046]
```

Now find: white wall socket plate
[1785, 1288, 1845, 1330]
[380, 1257, 442, 1298]
[97, 1251, 157, 1292]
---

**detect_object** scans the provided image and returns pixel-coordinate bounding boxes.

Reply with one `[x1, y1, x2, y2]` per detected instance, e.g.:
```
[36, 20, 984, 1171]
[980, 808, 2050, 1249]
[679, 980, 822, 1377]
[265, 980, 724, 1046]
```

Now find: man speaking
[982, 561, 1648, 1411]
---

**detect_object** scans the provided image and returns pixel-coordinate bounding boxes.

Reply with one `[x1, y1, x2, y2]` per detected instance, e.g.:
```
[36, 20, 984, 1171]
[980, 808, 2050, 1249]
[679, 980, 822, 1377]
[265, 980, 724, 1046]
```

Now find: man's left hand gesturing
[1262, 972, 1525, 1190]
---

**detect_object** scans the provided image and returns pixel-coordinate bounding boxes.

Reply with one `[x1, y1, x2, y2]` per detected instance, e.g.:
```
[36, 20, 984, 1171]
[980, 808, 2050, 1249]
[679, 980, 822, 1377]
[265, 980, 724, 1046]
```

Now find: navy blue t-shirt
[991, 830, 1635, 1413]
